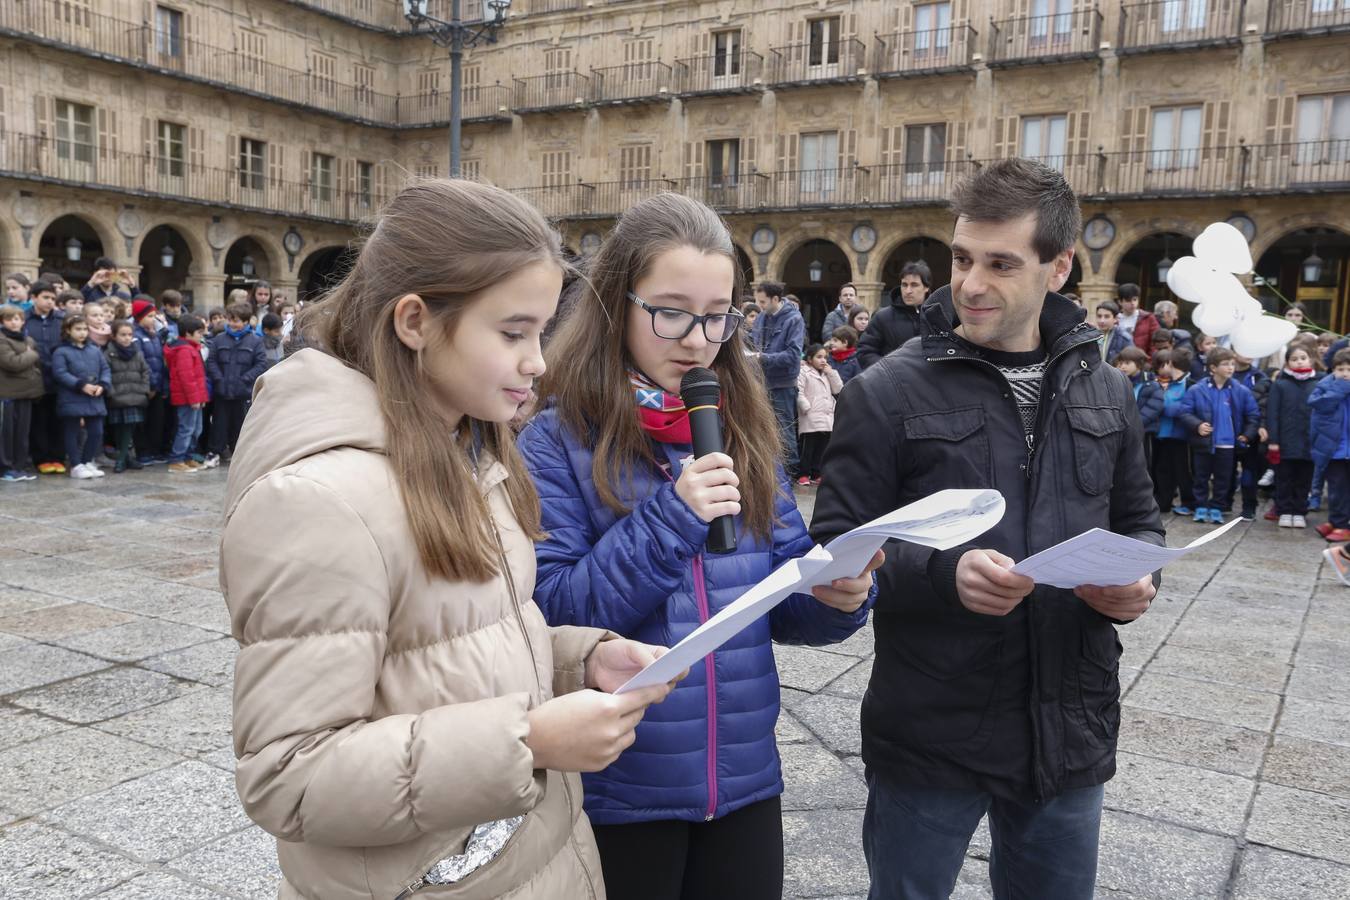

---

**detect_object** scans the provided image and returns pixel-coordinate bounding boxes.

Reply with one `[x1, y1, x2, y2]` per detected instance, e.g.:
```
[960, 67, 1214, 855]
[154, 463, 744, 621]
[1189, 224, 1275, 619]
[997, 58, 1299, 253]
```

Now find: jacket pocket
[1065, 405, 1125, 496]
[901, 406, 991, 487]
[883, 621, 1005, 747]
[1077, 622, 1122, 742]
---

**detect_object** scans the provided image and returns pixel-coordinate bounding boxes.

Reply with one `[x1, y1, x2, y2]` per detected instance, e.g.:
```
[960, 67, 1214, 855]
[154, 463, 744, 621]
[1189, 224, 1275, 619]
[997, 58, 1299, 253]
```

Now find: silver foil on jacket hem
[422, 816, 524, 885]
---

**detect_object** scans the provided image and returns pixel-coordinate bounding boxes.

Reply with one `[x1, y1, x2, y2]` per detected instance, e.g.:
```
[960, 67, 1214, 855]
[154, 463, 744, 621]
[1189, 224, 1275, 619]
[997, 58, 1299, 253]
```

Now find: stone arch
[297, 242, 359, 301]
[876, 233, 953, 293]
[1250, 213, 1350, 264]
[36, 213, 119, 287]
[34, 209, 120, 263]
[1099, 219, 1203, 286]
[135, 224, 201, 299]
[131, 218, 212, 276]
[224, 231, 285, 280]
[732, 243, 754, 292]
[778, 237, 854, 340]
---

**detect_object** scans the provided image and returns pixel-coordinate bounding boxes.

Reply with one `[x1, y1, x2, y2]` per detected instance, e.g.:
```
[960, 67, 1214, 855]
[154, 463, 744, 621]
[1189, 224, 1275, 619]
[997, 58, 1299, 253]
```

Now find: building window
[1161, 0, 1208, 32]
[460, 159, 480, 181]
[1030, 0, 1073, 43]
[311, 152, 334, 201]
[55, 0, 91, 27]
[357, 160, 373, 205]
[415, 163, 439, 178]
[1296, 93, 1350, 163]
[1149, 105, 1203, 170]
[914, 2, 952, 56]
[311, 52, 335, 98]
[623, 37, 655, 80]
[240, 29, 265, 77]
[463, 62, 482, 105]
[157, 120, 185, 177]
[799, 131, 839, 197]
[713, 29, 741, 76]
[418, 69, 440, 108]
[542, 150, 571, 188]
[905, 122, 947, 184]
[1020, 114, 1068, 167]
[239, 138, 266, 190]
[354, 64, 375, 103]
[707, 139, 740, 186]
[808, 17, 841, 68]
[619, 144, 652, 187]
[544, 48, 572, 90]
[54, 100, 95, 164]
[154, 6, 183, 59]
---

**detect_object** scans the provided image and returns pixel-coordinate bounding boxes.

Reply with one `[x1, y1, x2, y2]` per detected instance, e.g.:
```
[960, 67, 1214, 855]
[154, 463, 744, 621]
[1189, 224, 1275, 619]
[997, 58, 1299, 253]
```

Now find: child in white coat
[796, 343, 843, 486]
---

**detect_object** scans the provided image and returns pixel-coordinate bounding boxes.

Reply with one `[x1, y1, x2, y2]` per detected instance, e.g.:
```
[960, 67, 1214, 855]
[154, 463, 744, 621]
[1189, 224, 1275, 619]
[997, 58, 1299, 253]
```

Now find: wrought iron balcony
[530, 0, 581, 13]
[867, 161, 979, 205]
[674, 51, 765, 96]
[398, 84, 514, 127]
[874, 25, 979, 76]
[768, 38, 868, 86]
[590, 62, 675, 105]
[987, 7, 1102, 65]
[0, 132, 388, 224]
[283, 0, 407, 30]
[1267, 0, 1350, 36]
[1118, 0, 1243, 52]
[512, 73, 591, 113]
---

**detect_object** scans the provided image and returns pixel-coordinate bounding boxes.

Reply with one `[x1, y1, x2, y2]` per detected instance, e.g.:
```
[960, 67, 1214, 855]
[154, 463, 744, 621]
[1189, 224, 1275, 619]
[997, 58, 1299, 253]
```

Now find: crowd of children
[0, 261, 296, 482]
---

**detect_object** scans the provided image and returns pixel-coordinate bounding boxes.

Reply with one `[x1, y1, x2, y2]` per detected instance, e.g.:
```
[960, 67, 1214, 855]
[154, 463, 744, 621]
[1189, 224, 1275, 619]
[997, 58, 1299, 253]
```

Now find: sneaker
[1293, 515, 1308, 529]
[69, 463, 94, 480]
[796, 475, 811, 486]
[1194, 508, 1209, 523]
[1310, 495, 1323, 511]
[185, 460, 202, 470]
[1318, 522, 1336, 537]
[18, 470, 37, 481]
[1172, 506, 1192, 516]
[1279, 514, 1294, 528]
[200, 453, 221, 469]
[1209, 509, 1226, 524]
[810, 476, 822, 486]
[1258, 468, 1276, 488]
[1239, 508, 1257, 522]
[167, 462, 197, 474]
[36, 462, 57, 474]
[125, 457, 143, 470]
[113, 460, 126, 474]
[1324, 547, 1350, 586]
[1326, 528, 1350, 543]
[88, 465, 105, 478]
[1, 470, 24, 483]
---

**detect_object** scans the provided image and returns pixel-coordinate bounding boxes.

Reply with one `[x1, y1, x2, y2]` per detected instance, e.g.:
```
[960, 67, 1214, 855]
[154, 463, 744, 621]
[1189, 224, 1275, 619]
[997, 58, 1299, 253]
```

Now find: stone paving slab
[1246, 783, 1350, 866]
[1231, 846, 1350, 900]
[0, 728, 179, 819]
[8, 666, 202, 724]
[0, 821, 145, 899]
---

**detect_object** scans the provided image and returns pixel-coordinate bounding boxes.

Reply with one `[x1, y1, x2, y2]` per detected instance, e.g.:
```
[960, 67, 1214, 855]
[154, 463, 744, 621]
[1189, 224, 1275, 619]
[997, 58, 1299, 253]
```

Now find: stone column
[185, 273, 228, 311]
[854, 281, 885, 312]
[1, 255, 44, 280]
[1077, 280, 1116, 315]
[271, 277, 301, 306]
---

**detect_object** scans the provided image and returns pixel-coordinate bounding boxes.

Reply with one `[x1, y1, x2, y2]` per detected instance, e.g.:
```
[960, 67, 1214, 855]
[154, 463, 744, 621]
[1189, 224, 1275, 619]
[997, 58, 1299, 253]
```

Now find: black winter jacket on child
[206, 329, 268, 400]
[105, 343, 152, 409]
[1266, 373, 1318, 461]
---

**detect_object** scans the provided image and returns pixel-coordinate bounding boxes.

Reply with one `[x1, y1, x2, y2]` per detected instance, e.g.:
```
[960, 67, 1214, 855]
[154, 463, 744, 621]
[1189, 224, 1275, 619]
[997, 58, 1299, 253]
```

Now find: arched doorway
[734, 244, 754, 293]
[1255, 227, 1350, 333]
[1115, 232, 1189, 309]
[137, 225, 193, 303]
[39, 215, 105, 289]
[881, 237, 951, 296]
[297, 244, 359, 302]
[224, 237, 273, 303]
[782, 239, 852, 340]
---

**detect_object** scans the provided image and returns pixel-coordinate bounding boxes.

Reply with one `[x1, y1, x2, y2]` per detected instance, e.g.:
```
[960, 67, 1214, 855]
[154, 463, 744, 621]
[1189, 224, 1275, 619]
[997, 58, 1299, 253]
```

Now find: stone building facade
[2, 0, 1347, 334]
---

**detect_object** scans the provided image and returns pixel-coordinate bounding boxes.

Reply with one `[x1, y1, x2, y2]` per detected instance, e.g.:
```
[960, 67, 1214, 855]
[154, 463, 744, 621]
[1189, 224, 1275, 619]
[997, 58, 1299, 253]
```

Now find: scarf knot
[631, 369, 693, 444]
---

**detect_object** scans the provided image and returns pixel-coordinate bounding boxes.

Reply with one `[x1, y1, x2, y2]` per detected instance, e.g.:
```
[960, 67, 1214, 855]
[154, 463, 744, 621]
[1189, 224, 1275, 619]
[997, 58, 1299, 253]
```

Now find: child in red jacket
[163, 314, 208, 474]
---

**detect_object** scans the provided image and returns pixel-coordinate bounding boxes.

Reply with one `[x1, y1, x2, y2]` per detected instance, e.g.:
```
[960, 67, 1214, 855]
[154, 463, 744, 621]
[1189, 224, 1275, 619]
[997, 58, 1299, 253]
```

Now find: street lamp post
[402, 0, 511, 178]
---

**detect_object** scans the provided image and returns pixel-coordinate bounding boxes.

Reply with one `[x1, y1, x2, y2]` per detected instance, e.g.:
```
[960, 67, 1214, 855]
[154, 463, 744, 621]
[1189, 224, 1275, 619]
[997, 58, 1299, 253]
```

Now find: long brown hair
[539, 192, 784, 539]
[300, 178, 565, 582]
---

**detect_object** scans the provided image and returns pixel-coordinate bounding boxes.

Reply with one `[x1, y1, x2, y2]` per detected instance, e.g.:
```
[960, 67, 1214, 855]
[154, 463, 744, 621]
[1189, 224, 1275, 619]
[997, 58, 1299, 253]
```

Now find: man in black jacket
[857, 260, 930, 369]
[811, 159, 1164, 900]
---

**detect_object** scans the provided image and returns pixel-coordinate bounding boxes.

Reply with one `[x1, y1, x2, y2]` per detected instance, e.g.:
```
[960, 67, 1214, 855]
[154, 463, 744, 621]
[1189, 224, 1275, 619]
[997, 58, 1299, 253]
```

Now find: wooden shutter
[268, 143, 285, 186]
[1120, 106, 1148, 155]
[1264, 95, 1295, 153]
[691, 30, 710, 57]
[949, 120, 968, 164]
[684, 141, 703, 179]
[1202, 99, 1230, 160]
[0, 85, 6, 139]
[97, 107, 118, 161]
[993, 116, 1015, 158]
[141, 117, 154, 158]
[187, 126, 203, 172]
[880, 125, 903, 166]
[300, 149, 312, 192]
[34, 94, 51, 136]
[837, 128, 857, 168]
[182, 8, 194, 60]
[776, 132, 799, 170]
[1067, 110, 1092, 158]
[227, 134, 239, 175]
[789, 19, 806, 64]
[742, 136, 757, 173]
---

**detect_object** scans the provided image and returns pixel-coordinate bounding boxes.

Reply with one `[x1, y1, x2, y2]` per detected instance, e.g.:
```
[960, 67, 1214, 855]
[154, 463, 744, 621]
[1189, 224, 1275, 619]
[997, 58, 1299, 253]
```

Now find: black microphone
[680, 367, 737, 555]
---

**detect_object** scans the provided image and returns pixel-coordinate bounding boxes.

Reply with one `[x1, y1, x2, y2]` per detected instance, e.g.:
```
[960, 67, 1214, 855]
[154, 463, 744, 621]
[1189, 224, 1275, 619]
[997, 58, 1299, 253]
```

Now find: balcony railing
[512, 73, 591, 112]
[868, 161, 980, 204]
[398, 84, 513, 126]
[675, 51, 765, 95]
[768, 38, 868, 85]
[590, 62, 675, 104]
[530, 0, 581, 12]
[0, 133, 387, 224]
[284, 0, 407, 30]
[677, 174, 772, 212]
[1267, 0, 1350, 35]
[874, 25, 979, 75]
[988, 8, 1102, 64]
[1118, 0, 1243, 51]
[1245, 140, 1350, 192]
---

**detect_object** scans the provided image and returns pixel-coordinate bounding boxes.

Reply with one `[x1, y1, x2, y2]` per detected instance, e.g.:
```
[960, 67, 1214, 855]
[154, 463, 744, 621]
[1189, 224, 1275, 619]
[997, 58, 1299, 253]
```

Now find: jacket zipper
[692, 552, 718, 821]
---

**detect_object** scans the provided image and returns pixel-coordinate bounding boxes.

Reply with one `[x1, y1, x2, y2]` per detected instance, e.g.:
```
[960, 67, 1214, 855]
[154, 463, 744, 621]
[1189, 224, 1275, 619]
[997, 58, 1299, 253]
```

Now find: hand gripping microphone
[680, 367, 738, 555]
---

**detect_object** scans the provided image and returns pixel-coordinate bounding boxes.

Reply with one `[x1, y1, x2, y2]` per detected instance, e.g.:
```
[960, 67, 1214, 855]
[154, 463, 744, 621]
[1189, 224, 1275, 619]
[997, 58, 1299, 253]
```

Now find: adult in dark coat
[811, 159, 1164, 900]
[857, 261, 930, 369]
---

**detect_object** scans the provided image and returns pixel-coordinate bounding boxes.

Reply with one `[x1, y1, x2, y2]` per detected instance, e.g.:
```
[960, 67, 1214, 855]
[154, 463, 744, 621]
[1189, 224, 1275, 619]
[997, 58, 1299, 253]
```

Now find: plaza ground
[0, 470, 1348, 898]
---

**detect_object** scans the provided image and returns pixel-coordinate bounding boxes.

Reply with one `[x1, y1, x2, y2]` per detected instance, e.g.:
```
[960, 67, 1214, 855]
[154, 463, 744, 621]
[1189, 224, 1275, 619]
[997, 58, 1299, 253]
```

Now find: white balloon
[1230, 315, 1298, 359]
[1192, 222, 1254, 275]
[1192, 299, 1246, 336]
[1165, 256, 1214, 304]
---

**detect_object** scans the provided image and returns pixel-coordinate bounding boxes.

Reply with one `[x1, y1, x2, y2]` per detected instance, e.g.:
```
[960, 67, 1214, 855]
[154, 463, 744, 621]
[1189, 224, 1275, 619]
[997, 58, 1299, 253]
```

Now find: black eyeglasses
[628, 292, 745, 343]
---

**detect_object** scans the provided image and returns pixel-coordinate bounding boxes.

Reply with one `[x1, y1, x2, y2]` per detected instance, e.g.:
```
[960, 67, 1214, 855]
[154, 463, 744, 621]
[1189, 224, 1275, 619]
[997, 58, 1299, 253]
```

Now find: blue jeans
[170, 406, 202, 463]
[61, 415, 104, 467]
[768, 386, 799, 476]
[863, 771, 1104, 900]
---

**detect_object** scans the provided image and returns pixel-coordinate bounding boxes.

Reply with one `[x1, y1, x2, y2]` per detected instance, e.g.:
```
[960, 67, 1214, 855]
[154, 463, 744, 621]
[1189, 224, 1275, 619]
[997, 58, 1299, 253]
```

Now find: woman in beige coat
[220, 180, 675, 900]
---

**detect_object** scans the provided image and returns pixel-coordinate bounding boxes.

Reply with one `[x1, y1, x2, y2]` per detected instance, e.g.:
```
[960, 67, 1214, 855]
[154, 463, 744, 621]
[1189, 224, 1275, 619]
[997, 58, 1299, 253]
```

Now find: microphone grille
[680, 367, 721, 407]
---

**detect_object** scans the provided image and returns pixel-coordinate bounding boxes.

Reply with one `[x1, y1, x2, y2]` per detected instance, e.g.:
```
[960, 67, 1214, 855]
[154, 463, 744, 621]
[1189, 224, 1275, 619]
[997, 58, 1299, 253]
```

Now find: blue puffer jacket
[750, 303, 805, 390]
[51, 340, 111, 418]
[1179, 377, 1260, 452]
[134, 323, 168, 394]
[1309, 374, 1350, 466]
[1156, 375, 1191, 441]
[518, 406, 873, 825]
[23, 309, 64, 391]
[1132, 374, 1164, 433]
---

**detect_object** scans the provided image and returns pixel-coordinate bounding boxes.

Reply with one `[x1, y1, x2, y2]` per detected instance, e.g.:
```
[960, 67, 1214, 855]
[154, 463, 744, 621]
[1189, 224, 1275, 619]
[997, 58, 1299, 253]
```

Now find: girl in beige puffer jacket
[220, 179, 675, 900]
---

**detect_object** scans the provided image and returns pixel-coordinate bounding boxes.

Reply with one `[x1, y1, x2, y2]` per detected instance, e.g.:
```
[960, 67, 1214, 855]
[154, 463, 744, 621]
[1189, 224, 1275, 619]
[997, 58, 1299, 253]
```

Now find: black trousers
[1193, 447, 1236, 511]
[1, 398, 33, 472]
[138, 393, 171, 459]
[1275, 459, 1315, 516]
[1326, 459, 1350, 529]
[1227, 444, 1266, 514]
[1152, 438, 1193, 511]
[798, 431, 830, 479]
[29, 392, 63, 464]
[209, 398, 249, 456]
[592, 796, 784, 900]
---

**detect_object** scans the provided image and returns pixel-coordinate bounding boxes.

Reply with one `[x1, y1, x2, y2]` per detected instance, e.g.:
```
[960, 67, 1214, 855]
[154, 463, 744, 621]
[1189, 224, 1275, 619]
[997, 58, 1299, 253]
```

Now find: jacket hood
[224, 348, 385, 516]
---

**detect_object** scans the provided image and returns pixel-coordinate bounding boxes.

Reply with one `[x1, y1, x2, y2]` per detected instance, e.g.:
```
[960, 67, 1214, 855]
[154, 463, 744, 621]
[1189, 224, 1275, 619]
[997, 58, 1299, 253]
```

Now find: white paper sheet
[615, 489, 1006, 694]
[1010, 516, 1243, 589]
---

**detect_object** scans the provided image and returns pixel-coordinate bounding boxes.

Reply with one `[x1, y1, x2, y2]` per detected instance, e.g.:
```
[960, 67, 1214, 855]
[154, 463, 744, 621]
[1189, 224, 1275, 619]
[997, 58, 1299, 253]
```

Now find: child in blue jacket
[1150, 347, 1196, 515]
[50, 314, 111, 479]
[518, 193, 877, 900]
[1179, 347, 1260, 525]
[1309, 348, 1350, 542]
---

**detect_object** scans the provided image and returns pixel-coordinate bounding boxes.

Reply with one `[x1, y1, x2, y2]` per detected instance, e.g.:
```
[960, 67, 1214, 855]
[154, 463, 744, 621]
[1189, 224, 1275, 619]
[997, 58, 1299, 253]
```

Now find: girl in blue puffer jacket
[50, 314, 111, 479]
[518, 193, 878, 900]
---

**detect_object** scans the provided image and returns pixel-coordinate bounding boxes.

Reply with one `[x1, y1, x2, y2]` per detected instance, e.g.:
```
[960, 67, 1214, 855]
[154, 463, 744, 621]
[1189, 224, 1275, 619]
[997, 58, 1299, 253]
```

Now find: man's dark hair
[261, 312, 283, 331]
[741, 301, 760, 315]
[949, 158, 1081, 263]
[1153, 347, 1192, 374]
[831, 325, 859, 348]
[29, 279, 55, 297]
[1118, 283, 1141, 301]
[1115, 346, 1149, 367]
[93, 256, 116, 271]
[179, 314, 205, 336]
[1208, 347, 1237, 368]
[840, 282, 857, 294]
[56, 288, 82, 305]
[900, 260, 932, 287]
[1096, 299, 1120, 317]
[756, 281, 784, 300]
[1150, 329, 1174, 346]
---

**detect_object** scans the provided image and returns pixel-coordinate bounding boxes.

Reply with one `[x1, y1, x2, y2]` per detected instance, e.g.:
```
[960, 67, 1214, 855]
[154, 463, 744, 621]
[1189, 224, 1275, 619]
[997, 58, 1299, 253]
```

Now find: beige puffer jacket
[221, 349, 610, 900]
